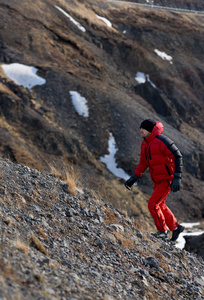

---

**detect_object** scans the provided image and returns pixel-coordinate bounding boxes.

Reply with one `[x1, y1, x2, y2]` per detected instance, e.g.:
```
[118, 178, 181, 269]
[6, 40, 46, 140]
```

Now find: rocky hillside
[0, 158, 204, 300]
[0, 0, 204, 227]
[126, 0, 204, 10]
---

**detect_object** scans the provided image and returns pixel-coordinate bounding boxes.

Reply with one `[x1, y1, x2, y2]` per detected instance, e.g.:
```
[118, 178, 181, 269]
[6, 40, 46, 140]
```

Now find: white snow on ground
[100, 133, 130, 180]
[96, 15, 112, 27]
[154, 49, 173, 64]
[69, 91, 89, 117]
[176, 222, 204, 249]
[1, 63, 46, 89]
[55, 6, 86, 33]
[181, 222, 200, 228]
[2, 63, 202, 239]
[135, 71, 156, 88]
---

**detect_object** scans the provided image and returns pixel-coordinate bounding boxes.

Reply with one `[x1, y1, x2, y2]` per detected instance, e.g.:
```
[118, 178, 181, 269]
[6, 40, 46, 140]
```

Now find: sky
[1, 5, 202, 248]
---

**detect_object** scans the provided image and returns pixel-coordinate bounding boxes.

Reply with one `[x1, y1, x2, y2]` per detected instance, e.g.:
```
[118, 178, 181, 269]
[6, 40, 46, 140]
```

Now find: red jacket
[134, 121, 183, 184]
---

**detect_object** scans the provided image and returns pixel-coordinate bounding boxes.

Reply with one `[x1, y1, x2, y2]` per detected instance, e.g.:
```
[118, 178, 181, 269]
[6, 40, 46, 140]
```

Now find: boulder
[184, 233, 204, 259]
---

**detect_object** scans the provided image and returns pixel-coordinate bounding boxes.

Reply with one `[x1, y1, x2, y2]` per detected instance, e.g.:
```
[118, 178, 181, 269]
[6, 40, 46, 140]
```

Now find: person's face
[140, 128, 151, 138]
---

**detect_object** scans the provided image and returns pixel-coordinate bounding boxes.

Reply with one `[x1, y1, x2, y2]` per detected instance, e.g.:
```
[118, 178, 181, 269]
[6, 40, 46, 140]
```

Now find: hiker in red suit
[125, 119, 184, 241]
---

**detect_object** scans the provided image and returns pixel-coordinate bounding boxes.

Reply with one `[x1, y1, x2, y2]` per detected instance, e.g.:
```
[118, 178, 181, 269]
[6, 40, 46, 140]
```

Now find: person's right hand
[125, 174, 139, 190]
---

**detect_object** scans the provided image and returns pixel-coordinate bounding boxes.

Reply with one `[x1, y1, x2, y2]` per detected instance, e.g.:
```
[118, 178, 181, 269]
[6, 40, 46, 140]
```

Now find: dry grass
[133, 215, 153, 235]
[75, 246, 90, 263]
[155, 251, 169, 273]
[127, 202, 141, 218]
[56, 0, 117, 32]
[65, 169, 78, 196]
[33, 190, 39, 197]
[14, 193, 26, 204]
[15, 240, 30, 255]
[180, 121, 204, 146]
[78, 200, 86, 209]
[26, 196, 37, 204]
[49, 164, 64, 180]
[37, 228, 48, 240]
[0, 258, 14, 277]
[88, 189, 103, 205]
[48, 161, 80, 196]
[103, 207, 117, 225]
[50, 189, 58, 202]
[30, 234, 49, 256]
[114, 231, 135, 250]
[4, 217, 12, 226]
[14, 215, 20, 221]
[0, 81, 18, 97]
[49, 261, 57, 269]
[145, 289, 160, 300]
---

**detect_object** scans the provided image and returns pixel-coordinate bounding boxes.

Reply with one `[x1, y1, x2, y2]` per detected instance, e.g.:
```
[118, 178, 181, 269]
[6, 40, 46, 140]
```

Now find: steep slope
[0, 0, 204, 224]
[124, 0, 204, 10]
[0, 158, 204, 299]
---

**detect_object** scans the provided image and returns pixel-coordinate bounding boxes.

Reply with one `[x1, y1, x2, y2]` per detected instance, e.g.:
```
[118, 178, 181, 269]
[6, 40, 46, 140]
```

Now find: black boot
[171, 224, 185, 241]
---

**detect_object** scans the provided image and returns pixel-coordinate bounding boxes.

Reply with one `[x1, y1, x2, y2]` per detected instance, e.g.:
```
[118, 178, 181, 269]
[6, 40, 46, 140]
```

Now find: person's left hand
[171, 173, 181, 192]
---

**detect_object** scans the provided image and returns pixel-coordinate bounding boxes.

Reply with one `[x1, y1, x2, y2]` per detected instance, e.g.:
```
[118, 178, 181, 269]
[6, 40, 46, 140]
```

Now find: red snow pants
[148, 180, 178, 232]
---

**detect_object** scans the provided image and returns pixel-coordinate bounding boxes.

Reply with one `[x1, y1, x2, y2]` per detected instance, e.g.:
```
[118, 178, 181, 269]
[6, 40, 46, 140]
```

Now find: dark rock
[146, 257, 160, 269]
[184, 233, 204, 259]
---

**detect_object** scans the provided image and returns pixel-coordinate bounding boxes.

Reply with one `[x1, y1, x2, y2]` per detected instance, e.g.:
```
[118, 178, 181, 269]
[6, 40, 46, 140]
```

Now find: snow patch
[135, 71, 156, 88]
[1, 63, 46, 89]
[176, 222, 204, 249]
[69, 91, 89, 117]
[154, 49, 173, 64]
[96, 15, 112, 27]
[100, 133, 129, 180]
[181, 222, 200, 228]
[55, 6, 86, 33]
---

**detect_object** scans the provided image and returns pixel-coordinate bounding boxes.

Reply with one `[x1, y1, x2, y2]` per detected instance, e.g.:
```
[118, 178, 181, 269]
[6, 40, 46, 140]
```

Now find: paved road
[107, 0, 204, 15]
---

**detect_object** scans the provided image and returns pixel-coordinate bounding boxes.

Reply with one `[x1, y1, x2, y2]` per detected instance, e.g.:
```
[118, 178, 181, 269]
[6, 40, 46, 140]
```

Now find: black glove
[171, 172, 181, 192]
[125, 174, 139, 190]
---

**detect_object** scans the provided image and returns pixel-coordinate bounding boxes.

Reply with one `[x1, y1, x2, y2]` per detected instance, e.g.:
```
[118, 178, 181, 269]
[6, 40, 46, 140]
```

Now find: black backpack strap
[156, 134, 183, 173]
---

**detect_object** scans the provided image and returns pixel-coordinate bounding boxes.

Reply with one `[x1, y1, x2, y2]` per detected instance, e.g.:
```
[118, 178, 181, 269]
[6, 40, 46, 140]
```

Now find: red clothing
[134, 121, 182, 231]
[148, 181, 178, 231]
[134, 121, 175, 183]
